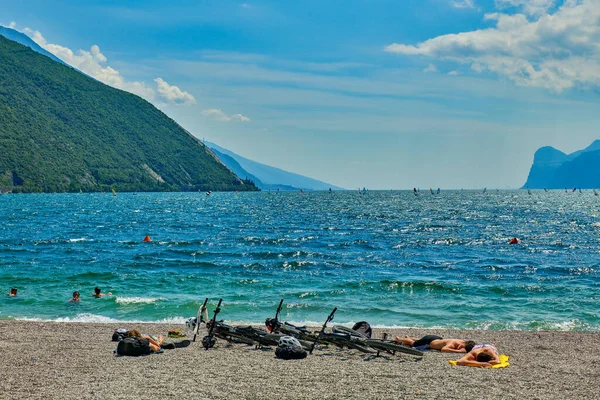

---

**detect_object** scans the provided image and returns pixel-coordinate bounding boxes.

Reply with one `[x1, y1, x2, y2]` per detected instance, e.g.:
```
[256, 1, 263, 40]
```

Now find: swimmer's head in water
[464, 340, 476, 352]
[94, 287, 101, 295]
[73, 291, 80, 299]
[10, 288, 17, 295]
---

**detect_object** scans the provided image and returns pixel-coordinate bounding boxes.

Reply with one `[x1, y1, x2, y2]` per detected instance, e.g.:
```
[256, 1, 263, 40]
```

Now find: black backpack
[352, 321, 372, 338]
[116, 336, 151, 356]
[275, 346, 307, 360]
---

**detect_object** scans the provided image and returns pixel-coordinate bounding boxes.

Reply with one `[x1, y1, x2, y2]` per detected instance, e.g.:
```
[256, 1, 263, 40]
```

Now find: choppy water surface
[1, 191, 599, 331]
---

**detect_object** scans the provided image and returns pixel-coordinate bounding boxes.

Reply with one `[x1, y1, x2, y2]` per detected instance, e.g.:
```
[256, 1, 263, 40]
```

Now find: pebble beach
[1, 320, 599, 399]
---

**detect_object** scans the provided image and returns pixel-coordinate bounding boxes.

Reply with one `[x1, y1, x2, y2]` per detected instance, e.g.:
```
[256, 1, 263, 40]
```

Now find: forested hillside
[0, 36, 257, 193]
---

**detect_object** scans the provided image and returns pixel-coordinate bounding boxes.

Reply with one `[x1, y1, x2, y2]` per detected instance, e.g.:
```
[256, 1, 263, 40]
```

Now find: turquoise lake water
[1, 191, 599, 331]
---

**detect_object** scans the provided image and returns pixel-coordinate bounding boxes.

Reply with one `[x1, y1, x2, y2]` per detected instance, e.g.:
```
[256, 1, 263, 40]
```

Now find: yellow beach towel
[448, 354, 510, 368]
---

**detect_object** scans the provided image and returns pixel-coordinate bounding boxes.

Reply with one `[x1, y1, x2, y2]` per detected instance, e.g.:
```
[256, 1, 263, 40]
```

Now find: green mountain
[0, 35, 257, 193]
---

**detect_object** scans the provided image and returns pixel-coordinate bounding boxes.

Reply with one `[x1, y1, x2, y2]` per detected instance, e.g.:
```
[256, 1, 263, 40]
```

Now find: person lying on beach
[455, 344, 501, 367]
[92, 287, 111, 298]
[395, 335, 475, 353]
[8, 288, 17, 297]
[68, 291, 80, 303]
[128, 329, 164, 352]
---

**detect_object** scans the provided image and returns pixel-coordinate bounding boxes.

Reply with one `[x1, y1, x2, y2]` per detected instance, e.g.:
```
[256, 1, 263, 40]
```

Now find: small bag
[116, 336, 151, 356]
[351, 321, 372, 338]
[112, 328, 129, 342]
[275, 346, 307, 360]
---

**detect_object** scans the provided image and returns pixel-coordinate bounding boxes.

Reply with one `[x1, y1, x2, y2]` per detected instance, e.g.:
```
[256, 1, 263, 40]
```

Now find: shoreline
[3, 316, 597, 333]
[2, 320, 599, 399]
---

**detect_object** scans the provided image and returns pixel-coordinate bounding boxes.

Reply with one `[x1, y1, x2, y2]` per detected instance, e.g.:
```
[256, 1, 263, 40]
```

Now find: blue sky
[3, 0, 600, 189]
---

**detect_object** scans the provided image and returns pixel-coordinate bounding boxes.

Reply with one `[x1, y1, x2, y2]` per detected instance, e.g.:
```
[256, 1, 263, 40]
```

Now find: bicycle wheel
[212, 324, 257, 345]
[332, 325, 369, 339]
[319, 333, 377, 354]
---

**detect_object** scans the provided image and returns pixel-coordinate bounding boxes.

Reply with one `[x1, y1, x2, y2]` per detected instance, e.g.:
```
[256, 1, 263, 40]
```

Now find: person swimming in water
[455, 344, 501, 367]
[69, 291, 80, 303]
[8, 288, 17, 297]
[92, 287, 111, 298]
[395, 335, 475, 353]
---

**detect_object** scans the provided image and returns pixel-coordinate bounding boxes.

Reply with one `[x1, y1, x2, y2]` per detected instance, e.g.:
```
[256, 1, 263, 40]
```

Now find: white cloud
[154, 78, 196, 105]
[8, 21, 17, 28]
[385, 0, 600, 92]
[17, 26, 194, 105]
[452, 0, 477, 9]
[21, 27, 154, 100]
[424, 63, 438, 73]
[201, 109, 251, 122]
[495, 0, 555, 17]
[448, 70, 460, 75]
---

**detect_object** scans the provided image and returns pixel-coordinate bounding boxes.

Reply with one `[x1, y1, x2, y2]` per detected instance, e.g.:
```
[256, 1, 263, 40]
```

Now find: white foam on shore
[56, 314, 121, 323]
[16, 313, 121, 323]
[115, 297, 165, 305]
[155, 316, 188, 324]
[11, 313, 188, 324]
[6, 316, 598, 331]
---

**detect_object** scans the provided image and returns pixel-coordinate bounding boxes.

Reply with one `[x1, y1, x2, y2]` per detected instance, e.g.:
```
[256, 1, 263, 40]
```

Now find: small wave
[115, 297, 165, 305]
[246, 250, 321, 260]
[238, 279, 259, 285]
[154, 316, 188, 324]
[242, 236, 291, 245]
[464, 319, 597, 332]
[281, 260, 317, 270]
[68, 238, 87, 243]
[55, 313, 121, 323]
[12, 314, 122, 323]
[285, 303, 309, 309]
[340, 280, 461, 294]
[10, 314, 188, 324]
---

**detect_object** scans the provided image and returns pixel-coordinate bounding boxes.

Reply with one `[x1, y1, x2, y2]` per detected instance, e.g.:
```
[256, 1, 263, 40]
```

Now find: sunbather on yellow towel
[449, 354, 510, 368]
[448, 344, 510, 368]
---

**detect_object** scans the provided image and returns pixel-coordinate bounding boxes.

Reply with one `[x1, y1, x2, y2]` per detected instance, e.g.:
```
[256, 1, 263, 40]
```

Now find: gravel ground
[1, 321, 599, 399]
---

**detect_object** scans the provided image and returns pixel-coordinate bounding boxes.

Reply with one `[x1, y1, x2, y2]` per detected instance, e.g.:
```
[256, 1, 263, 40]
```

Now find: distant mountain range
[206, 142, 344, 191]
[0, 34, 257, 193]
[523, 140, 600, 189]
